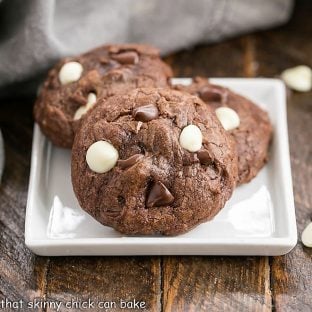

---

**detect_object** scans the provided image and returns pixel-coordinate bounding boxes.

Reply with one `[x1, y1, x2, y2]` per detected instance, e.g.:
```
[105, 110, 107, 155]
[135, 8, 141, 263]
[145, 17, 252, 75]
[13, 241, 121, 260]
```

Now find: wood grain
[163, 256, 271, 312]
[0, 101, 48, 310]
[164, 38, 245, 78]
[45, 256, 161, 311]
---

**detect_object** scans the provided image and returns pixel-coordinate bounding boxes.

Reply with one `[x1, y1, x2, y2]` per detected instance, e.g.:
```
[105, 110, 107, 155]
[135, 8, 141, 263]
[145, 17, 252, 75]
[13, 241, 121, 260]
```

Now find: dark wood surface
[0, 2, 311, 311]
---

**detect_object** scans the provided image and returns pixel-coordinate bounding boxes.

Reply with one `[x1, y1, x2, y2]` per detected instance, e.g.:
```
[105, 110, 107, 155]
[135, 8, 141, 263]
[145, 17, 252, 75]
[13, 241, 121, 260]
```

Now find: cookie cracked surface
[34, 44, 173, 148]
[175, 77, 273, 184]
[71, 88, 238, 235]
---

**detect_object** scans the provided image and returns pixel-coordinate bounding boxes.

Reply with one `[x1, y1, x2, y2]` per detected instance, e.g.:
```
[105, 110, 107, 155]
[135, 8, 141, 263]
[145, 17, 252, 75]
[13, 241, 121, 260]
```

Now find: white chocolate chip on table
[281, 65, 312, 92]
[86, 140, 119, 173]
[302, 222, 312, 248]
[59, 61, 83, 85]
[215, 107, 240, 131]
[74, 92, 97, 121]
[179, 124, 202, 152]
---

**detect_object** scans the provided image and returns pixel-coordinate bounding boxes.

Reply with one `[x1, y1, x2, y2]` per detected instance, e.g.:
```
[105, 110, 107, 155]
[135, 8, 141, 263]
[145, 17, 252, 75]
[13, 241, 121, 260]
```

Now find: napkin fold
[0, 0, 293, 91]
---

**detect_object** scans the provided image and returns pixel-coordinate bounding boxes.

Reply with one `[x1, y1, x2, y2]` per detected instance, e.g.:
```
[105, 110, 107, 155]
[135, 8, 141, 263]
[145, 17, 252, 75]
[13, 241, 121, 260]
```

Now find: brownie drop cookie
[34, 44, 173, 148]
[72, 88, 238, 235]
[175, 77, 273, 184]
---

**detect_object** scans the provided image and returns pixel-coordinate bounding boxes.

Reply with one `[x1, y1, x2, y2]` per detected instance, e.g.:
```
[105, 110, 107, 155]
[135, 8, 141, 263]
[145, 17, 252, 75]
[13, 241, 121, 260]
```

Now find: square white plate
[25, 78, 297, 256]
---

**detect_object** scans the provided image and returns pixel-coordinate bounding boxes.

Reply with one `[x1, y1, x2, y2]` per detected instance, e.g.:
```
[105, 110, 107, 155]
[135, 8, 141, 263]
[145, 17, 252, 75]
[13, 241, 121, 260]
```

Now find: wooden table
[1, 2, 311, 311]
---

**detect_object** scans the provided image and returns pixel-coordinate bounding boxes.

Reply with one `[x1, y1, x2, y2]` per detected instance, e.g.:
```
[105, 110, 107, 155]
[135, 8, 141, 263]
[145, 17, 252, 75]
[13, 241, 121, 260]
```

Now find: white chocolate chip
[215, 107, 240, 131]
[179, 125, 202, 152]
[302, 222, 312, 248]
[73, 92, 97, 120]
[74, 106, 88, 120]
[86, 141, 119, 173]
[59, 61, 83, 85]
[87, 92, 97, 105]
[281, 65, 312, 92]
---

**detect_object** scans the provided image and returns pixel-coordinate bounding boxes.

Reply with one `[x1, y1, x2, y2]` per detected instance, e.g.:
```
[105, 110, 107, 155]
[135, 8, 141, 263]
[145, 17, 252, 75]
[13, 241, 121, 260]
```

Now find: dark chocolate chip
[133, 104, 159, 122]
[198, 87, 223, 102]
[111, 51, 139, 65]
[117, 154, 143, 170]
[197, 150, 213, 165]
[146, 181, 174, 208]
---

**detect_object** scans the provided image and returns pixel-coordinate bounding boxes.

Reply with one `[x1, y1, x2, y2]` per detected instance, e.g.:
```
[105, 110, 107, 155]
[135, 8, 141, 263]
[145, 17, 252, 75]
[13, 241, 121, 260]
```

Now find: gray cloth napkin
[0, 0, 293, 89]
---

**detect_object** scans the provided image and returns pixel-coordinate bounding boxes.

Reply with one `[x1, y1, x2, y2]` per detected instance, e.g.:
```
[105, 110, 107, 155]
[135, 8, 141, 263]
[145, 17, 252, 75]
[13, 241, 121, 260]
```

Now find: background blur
[0, 0, 293, 97]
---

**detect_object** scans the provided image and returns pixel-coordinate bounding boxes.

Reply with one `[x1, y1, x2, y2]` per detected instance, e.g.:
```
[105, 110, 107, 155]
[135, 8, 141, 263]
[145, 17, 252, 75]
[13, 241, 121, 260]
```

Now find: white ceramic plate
[25, 78, 297, 256]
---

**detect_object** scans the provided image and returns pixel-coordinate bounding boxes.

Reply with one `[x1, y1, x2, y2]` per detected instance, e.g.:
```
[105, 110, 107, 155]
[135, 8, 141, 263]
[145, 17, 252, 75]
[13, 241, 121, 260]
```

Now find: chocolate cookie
[71, 88, 238, 235]
[34, 44, 173, 148]
[175, 77, 272, 184]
